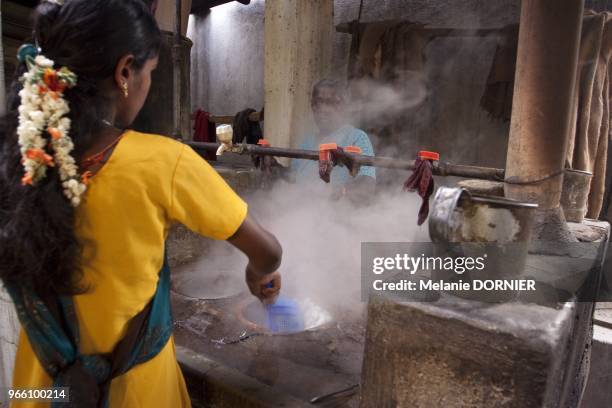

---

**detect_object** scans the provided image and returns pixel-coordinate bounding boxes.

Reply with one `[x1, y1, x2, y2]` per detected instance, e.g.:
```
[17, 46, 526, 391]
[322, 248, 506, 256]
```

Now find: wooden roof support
[504, 0, 584, 210]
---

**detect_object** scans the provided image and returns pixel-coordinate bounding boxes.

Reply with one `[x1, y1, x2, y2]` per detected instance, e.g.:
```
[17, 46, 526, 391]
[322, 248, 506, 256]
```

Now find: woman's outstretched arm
[228, 214, 282, 303]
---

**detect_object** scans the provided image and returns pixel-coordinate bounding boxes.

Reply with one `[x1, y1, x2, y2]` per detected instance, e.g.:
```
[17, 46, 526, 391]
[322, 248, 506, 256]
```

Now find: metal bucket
[560, 169, 593, 223]
[429, 187, 538, 243]
[429, 187, 538, 301]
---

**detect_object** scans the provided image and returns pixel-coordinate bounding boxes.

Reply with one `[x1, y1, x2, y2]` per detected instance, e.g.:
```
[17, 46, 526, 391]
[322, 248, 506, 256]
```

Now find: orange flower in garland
[43, 68, 68, 93]
[81, 171, 93, 185]
[21, 174, 33, 186]
[25, 148, 55, 167]
[43, 68, 56, 86]
[41, 68, 70, 101]
[17, 53, 83, 205]
[47, 127, 62, 140]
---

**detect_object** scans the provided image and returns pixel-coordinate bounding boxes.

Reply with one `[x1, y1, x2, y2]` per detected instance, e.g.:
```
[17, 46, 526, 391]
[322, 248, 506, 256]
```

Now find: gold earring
[121, 82, 129, 98]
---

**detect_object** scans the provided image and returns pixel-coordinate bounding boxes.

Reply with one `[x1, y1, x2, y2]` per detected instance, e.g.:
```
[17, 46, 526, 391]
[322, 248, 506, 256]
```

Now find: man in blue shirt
[291, 79, 376, 199]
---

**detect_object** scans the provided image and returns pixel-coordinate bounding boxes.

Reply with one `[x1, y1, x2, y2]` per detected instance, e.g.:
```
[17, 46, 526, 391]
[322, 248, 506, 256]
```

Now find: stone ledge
[176, 345, 313, 408]
[568, 219, 610, 243]
[361, 294, 575, 407]
[580, 324, 612, 408]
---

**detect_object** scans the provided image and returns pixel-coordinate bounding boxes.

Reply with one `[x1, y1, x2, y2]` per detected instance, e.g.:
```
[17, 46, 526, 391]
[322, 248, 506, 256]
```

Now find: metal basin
[172, 264, 245, 301]
[237, 297, 333, 335]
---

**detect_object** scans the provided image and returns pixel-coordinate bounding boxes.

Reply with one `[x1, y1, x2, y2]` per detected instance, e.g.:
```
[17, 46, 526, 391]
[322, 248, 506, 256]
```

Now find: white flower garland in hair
[17, 53, 87, 207]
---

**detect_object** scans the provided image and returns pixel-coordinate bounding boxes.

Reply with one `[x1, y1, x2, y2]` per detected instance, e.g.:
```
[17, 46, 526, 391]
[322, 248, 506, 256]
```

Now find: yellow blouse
[11, 130, 248, 407]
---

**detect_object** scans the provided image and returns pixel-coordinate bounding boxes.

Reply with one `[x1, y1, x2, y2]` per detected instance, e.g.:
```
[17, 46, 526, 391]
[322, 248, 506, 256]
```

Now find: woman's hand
[246, 265, 281, 304]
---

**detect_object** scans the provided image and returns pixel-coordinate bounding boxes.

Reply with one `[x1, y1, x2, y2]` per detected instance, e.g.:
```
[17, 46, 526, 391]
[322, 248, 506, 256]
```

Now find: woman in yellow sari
[0, 1, 282, 407]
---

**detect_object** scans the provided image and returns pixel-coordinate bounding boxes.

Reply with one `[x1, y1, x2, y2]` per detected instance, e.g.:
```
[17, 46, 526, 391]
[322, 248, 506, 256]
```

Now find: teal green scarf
[5, 253, 173, 408]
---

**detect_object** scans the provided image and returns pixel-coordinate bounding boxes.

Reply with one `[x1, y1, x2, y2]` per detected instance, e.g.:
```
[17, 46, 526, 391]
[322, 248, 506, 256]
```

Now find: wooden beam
[207, 111, 261, 124]
[191, 0, 251, 14]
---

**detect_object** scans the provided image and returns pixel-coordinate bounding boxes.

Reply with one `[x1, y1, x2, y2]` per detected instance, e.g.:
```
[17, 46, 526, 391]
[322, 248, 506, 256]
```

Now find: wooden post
[0, 10, 20, 404]
[154, 0, 191, 35]
[0, 288, 20, 402]
[131, 32, 193, 139]
[0, 6, 5, 117]
[505, 0, 584, 210]
[173, 0, 182, 138]
[264, 0, 333, 151]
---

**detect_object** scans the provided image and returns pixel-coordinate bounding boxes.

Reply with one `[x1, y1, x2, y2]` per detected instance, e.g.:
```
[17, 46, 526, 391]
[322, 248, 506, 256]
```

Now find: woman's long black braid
[0, 0, 161, 296]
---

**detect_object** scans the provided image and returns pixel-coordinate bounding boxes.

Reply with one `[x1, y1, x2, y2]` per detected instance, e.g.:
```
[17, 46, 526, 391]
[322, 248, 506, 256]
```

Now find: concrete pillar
[263, 0, 333, 149]
[504, 0, 584, 210]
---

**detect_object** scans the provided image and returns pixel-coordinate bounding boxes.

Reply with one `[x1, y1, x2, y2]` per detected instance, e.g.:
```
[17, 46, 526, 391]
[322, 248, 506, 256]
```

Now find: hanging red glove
[336, 145, 362, 178]
[319, 143, 338, 183]
[253, 139, 275, 189]
[318, 144, 364, 183]
[253, 139, 271, 171]
[404, 151, 439, 225]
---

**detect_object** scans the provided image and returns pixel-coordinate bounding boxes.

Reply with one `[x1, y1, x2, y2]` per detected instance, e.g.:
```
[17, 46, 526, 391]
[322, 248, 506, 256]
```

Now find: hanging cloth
[404, 153, 436, 226]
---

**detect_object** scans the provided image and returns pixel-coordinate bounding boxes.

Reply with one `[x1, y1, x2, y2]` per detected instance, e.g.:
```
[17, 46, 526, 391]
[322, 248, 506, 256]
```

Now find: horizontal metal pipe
[184, 141, 506, 181]
[336, 22, 505, 37]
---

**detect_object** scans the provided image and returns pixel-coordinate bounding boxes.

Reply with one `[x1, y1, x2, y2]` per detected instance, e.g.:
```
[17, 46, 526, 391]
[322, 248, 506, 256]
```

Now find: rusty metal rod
[185, 141, 506, 181]
[336, 22, 506, 37]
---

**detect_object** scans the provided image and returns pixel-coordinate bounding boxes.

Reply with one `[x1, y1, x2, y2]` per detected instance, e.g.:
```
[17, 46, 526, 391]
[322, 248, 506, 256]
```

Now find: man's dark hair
[312, 78, 347, 103]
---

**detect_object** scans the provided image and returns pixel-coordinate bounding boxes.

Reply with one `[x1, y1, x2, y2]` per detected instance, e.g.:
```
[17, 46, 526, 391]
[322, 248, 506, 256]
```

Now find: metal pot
[429, 187, 538, 244]
[429, 187, 538, 301]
